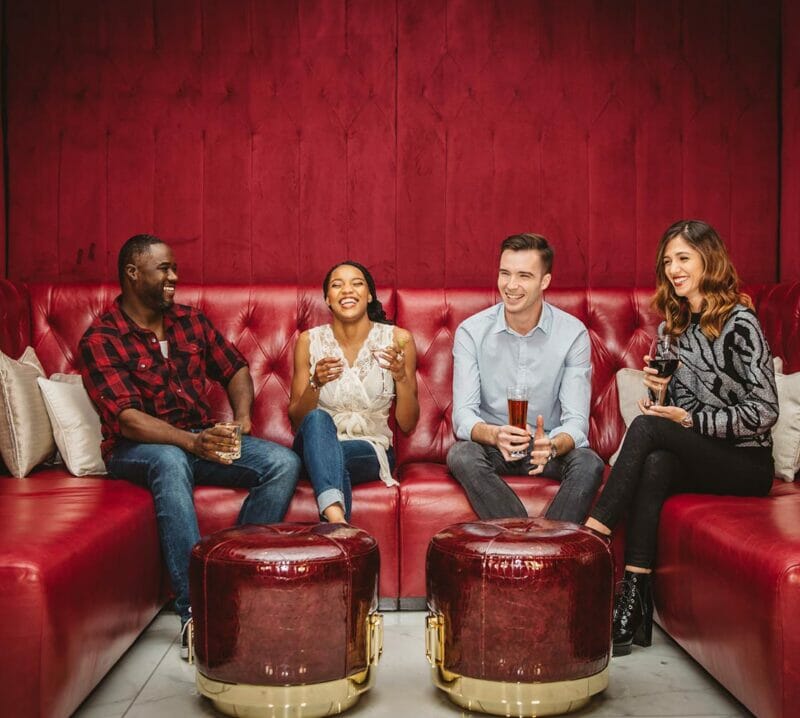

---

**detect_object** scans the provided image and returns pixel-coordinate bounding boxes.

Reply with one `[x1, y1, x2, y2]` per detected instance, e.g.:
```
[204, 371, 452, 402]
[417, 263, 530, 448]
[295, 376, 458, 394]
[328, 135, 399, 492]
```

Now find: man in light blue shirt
[447, 233, 603, 521]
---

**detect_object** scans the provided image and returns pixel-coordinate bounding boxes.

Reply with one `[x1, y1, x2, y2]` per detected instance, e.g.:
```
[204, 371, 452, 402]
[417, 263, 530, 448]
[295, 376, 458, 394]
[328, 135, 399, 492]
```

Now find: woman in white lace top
[288, 261, 419, 523]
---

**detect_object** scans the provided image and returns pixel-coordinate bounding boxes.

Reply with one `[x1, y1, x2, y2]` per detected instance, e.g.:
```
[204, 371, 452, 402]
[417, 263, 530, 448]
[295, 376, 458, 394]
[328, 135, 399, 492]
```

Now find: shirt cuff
[107, 397, 144, 417]
[548, 425, 588, 449]
[455, 417, 483, 442]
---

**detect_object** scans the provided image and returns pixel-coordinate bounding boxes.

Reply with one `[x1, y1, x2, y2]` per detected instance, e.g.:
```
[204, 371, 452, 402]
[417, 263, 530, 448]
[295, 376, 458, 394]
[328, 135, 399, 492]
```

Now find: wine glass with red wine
[647, 334, 680, 405]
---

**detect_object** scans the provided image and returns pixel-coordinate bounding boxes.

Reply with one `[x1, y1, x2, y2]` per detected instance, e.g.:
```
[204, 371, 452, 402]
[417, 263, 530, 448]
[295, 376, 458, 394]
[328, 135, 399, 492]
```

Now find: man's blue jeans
[293, 409, 394, 521]
[106, 435, 301, 624]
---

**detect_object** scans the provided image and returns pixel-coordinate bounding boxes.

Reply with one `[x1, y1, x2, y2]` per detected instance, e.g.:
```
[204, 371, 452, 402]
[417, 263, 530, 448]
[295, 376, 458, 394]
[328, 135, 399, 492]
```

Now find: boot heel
[632, 590, 654, 647]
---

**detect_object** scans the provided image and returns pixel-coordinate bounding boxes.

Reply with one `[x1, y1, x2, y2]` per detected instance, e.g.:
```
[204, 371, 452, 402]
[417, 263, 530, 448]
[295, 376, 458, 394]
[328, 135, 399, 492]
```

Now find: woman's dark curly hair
[322, 261, 392, 324]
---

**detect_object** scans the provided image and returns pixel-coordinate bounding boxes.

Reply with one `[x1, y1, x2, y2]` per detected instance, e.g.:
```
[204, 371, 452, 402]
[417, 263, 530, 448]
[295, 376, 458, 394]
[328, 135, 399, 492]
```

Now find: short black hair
[117, 234, 164, 286]
[500, 233, 553, 274]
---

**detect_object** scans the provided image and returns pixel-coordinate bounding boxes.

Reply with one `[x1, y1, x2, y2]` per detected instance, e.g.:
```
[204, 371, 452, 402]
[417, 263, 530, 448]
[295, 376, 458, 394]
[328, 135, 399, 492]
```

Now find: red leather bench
[1, 279, 799, 718]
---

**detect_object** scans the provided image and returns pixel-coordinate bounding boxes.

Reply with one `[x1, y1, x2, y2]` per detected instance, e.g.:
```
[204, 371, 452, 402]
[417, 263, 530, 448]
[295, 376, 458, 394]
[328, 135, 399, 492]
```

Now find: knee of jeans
[150, 445, 191, 474]
[447, 441, 480, 474]
[147, 446, 193, 486]
[299, 408, 335, 436]
[570, 449, 605, 487]
[273, 445, 302, 480]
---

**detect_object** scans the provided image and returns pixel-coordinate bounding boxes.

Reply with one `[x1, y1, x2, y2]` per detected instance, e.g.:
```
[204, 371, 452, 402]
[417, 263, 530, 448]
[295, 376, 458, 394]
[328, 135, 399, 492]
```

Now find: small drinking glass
[506, 385, 529, 459]
[215, 421, 242, 461]
[647, 334, 680, 405]
[371, 347, 395, 398]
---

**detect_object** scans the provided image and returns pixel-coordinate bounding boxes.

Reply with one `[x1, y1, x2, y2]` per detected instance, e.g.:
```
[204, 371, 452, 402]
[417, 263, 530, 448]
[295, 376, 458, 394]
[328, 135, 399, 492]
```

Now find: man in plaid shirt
[79, 234, 301, 659]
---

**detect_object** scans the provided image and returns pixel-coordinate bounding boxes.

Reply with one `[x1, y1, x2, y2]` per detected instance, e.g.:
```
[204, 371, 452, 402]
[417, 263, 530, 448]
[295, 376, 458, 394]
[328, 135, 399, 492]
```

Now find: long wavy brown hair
[652, 220, 751, 339]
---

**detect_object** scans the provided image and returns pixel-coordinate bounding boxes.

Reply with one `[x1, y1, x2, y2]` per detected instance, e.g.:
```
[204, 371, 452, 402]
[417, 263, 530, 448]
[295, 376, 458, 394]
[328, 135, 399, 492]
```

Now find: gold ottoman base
[429, 665, 609, 717]
[192, 612, 382, 717]
[196, 666, 377, 718]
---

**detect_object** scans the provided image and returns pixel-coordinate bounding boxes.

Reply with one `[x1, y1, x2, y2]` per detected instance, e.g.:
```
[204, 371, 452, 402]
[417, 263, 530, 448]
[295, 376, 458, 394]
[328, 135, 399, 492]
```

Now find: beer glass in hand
[647, 334, 680, 405]
[506, 385, 529, 459]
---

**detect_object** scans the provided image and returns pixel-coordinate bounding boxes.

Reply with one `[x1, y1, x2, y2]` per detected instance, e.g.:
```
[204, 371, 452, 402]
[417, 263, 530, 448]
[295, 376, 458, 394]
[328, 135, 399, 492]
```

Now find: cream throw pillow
[609, 368, 646, 466]
[0, 346, 57, 477]
[773, 367, 800, 481]
[37, 374, 107, 476]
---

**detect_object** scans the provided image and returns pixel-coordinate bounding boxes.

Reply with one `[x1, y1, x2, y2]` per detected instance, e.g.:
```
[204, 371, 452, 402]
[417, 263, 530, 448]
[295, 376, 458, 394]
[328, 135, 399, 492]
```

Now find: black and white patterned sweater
[665, 304, 778, 448]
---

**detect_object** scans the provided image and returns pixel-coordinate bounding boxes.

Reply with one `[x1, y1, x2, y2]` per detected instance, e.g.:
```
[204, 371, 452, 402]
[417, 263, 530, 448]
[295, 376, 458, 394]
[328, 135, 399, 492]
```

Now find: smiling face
[497, 249, 551, 326]
[325, 263, 372, 322]
[128, 242, 178, 311]
[661, 235, 705, 311]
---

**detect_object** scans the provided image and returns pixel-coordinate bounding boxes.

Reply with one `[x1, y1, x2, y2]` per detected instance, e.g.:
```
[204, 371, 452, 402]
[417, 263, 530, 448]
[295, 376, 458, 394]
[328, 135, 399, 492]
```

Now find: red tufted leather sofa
[1, 279, 799, 718]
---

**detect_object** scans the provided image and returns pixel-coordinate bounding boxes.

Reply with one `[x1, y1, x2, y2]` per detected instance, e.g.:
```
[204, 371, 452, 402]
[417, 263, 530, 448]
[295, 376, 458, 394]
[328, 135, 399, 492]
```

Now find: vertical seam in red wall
[105, 129, 110, 280]
[0, 0, 8, 279]
[344, 0, 350, 257]
[200, 2, 205, 283]
[776, 0, 784, 283]
[393, 0, 398, 299]
[249, 130, 254, 283]
[297, 0, 302, 284]
[680, 0, 685, 218]
[248, 1, 254, 283]
[444, 0, 448, 287]
[57, 130, 63, 281]
[633, 0, 639, 282]
[152, 0, 158, 52]
[201, 129, 205, 283]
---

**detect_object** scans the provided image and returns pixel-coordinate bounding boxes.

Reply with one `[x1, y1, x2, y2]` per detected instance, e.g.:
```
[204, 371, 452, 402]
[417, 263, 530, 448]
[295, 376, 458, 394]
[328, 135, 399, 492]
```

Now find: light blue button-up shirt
[452, 301, 592, 448]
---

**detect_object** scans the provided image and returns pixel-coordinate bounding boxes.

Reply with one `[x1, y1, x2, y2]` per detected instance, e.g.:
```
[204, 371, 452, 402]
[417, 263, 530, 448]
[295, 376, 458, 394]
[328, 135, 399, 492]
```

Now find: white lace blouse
[308, 322, 397, 486]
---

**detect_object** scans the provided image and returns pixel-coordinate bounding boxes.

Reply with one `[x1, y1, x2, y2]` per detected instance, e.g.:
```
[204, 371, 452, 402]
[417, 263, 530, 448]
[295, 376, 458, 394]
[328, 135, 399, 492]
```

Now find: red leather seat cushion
[0, 472, 163, 718]
[655, 484, 800, 718]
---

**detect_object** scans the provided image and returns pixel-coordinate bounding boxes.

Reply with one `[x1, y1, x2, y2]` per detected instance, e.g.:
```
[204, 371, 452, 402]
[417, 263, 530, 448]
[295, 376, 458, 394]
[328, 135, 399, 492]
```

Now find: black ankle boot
[612, 570, 653, 656]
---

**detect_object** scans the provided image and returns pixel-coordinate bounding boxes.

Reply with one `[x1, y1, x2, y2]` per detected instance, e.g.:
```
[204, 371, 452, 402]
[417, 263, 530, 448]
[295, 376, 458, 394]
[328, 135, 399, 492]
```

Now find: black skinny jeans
[590, 415, 773, 569]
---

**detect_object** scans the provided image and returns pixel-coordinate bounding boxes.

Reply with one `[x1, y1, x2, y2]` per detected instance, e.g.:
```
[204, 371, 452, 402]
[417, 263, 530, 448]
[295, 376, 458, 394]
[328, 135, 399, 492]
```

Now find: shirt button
[151, 337, 156, 343]
[140, 363, 146, 369]
[177, 388, 182, 393]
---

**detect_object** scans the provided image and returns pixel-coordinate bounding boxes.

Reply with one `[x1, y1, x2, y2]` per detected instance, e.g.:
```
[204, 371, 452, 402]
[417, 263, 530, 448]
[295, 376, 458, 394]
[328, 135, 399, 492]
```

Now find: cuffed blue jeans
[106, 435, 301, 625]
[447, 440, 604, 523]
[293, 409, 394, 521]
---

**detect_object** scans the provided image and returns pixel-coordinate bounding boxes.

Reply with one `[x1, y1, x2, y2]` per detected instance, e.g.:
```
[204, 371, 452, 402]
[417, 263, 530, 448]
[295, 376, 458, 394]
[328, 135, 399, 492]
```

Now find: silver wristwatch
[680, 412, 693, 429]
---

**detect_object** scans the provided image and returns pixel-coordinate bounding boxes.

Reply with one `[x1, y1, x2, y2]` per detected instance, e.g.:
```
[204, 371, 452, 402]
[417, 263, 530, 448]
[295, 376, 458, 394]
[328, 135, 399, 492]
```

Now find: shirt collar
[492, 301, 553, 337]
[109, 295, 185, 336]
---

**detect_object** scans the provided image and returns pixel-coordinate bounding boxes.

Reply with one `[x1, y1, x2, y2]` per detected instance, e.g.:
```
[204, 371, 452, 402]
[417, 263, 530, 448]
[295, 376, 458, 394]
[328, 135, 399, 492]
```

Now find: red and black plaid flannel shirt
[79, 297, 247, 458]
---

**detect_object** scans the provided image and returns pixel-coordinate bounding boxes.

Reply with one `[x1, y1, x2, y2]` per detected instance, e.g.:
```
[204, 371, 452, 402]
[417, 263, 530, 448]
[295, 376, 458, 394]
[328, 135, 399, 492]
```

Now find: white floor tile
[74, 611, 752, 717]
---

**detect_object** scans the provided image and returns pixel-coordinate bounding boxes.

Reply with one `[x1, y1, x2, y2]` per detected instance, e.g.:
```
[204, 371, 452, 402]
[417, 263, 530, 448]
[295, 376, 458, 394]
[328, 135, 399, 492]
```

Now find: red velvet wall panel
[4, 1, 783, 287]
[782, 0, 800, 282]
[397, 0, 780, 287]
[0, 2, 4, 280]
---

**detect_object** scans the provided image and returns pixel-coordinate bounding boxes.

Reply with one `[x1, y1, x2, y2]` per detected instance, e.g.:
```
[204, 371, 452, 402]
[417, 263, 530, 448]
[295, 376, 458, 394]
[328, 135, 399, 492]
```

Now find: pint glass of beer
[506, 385, 529, 459]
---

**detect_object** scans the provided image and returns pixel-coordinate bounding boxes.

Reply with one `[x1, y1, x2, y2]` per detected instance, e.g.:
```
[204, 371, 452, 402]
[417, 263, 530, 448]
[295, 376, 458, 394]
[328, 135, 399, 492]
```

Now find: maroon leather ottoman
[188, 523, 383, 717]
[426, 519, 613, 716]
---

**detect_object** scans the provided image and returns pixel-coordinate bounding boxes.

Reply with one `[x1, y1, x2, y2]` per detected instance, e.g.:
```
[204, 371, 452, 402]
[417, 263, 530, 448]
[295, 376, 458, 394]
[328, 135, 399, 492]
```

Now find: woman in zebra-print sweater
[585, 219, 778, 656]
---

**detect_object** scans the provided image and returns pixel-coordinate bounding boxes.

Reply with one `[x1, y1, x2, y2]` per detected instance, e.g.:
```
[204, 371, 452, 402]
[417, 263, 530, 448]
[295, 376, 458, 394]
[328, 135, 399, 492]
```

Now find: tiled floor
[75, 611, 752, 717]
